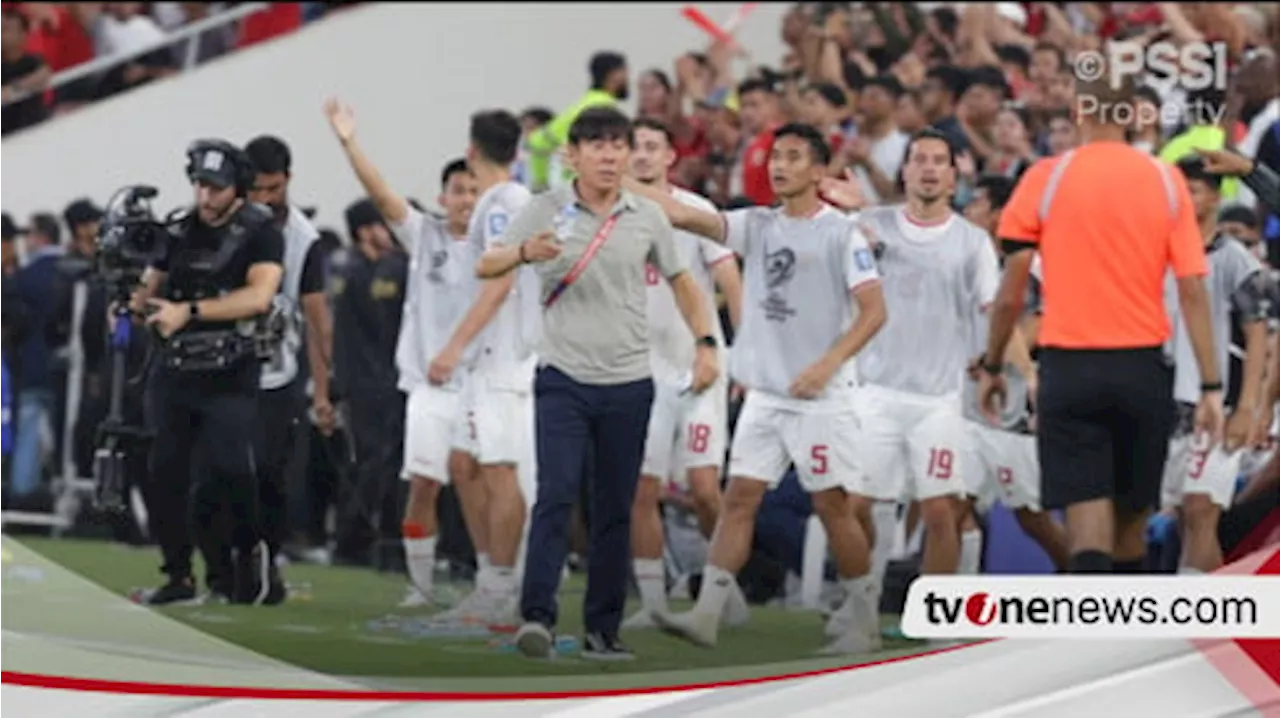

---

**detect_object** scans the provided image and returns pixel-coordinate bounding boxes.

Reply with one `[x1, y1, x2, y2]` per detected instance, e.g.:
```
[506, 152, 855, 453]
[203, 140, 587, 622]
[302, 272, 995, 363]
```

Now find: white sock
[633, 558, 667, 612]
[693, 565, 734, 621]
[958, 528, 983, 576]
[841, 574, 878, 634]
[403, 535, 437, 596]
[490, 565, 517, 597]
[870, 502, 897, 594]
[477, 552, 492, 575]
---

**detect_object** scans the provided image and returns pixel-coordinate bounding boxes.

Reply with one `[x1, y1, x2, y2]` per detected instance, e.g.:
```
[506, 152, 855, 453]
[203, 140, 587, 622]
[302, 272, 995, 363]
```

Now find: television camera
[90, 185, 168, 512]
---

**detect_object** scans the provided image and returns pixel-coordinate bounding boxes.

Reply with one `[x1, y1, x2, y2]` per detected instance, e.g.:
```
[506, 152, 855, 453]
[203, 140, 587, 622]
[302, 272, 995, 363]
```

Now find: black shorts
[1036, 347, 1175, 513]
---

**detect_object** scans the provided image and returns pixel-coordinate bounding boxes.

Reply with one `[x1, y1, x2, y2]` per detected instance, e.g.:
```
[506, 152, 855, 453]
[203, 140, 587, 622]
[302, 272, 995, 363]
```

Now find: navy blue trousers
[520, 366, 654, 636]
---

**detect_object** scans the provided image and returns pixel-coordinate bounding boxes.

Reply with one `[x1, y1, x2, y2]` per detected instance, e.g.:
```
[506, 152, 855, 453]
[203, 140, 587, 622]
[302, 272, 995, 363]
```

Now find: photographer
[243, 135, 334, 603]
[130, 139, 285, 605]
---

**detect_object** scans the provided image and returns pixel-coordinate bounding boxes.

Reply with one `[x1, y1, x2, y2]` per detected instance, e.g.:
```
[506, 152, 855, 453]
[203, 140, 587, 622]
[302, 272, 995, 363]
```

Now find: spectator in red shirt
[735, 78, 781, 207]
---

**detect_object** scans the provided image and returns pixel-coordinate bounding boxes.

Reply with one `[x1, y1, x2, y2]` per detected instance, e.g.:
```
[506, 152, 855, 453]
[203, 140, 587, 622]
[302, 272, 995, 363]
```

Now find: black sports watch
[189, 301, 201, 320]
[981, 355, 1002, 376]
[696, 335, 717, 349]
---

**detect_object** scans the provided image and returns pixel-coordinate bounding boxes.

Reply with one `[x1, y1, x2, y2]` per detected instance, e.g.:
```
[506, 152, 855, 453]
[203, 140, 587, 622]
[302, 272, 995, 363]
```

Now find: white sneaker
[824, 606, 851, 638]
[817, 628, 882, 656]
[515, 621, 554, 658]
[652, 609, 719, 648]
[622, 607, 659, 630]
[398, 585, 431, 608]
[485, 592, 520, 631]
[432, 589, 492, 624]
[723, 584, 751, 627]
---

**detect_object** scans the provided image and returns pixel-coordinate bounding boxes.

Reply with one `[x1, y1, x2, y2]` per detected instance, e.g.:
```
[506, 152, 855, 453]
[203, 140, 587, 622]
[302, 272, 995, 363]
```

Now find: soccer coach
[476, 107, 720, 659]
[979, 69, 1225, 575]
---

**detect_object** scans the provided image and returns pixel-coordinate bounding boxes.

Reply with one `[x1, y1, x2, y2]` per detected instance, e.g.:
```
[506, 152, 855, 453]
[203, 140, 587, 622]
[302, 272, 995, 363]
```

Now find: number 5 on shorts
[811, 445, 829, 475]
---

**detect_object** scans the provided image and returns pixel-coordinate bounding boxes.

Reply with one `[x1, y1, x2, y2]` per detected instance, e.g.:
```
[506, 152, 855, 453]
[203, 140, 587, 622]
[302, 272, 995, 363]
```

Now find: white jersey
[961, 265, 1039, 432]
[647, 187, 733, 385]
[392, 207, 480, 393]
[470, 181, 539, 371]
[1167, 235, 1266, 405]
[261, 204, 318, 391]
[857, 206, 1000, 397]
[725, 205, 880, 403]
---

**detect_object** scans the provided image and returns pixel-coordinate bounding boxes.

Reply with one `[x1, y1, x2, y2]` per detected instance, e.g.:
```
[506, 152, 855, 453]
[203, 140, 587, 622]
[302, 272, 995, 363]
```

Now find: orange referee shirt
[997, 141, 1207, 350]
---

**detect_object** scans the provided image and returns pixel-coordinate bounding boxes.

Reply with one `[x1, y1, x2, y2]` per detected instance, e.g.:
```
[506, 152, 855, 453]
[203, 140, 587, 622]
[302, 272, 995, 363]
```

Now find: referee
[979, 70, 1225, 575]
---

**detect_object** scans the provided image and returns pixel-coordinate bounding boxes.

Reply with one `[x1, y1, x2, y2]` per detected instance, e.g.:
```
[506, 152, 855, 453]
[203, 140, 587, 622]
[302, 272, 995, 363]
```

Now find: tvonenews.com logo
[899, 576, 1280, 639]
[924, 591, 1256, 627]
[1073, 40, 1230, 126]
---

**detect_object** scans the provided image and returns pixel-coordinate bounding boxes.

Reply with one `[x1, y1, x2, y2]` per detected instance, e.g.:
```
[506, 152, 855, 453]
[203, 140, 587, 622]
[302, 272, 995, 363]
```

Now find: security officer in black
[330, 199, 408, 567]
[131, 139, 286, 605]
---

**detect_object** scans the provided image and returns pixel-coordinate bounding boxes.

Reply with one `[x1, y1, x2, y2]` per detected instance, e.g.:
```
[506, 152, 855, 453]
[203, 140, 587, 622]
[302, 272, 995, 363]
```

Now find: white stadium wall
[0, 2, 788, 232]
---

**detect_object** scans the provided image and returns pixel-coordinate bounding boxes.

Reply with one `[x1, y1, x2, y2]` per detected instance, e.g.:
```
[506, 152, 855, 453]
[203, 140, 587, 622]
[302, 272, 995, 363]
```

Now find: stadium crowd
[3, 1, 1280, 643]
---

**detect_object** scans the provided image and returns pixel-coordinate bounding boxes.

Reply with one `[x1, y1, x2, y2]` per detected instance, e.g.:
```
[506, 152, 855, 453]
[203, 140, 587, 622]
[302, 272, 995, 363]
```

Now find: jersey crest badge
[487, 212, 509, 237]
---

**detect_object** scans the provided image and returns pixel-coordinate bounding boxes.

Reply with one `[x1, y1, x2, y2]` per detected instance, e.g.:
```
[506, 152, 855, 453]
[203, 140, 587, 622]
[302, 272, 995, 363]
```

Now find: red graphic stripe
[1193, 545, 1280, 711]
[1, 642, 986, 702]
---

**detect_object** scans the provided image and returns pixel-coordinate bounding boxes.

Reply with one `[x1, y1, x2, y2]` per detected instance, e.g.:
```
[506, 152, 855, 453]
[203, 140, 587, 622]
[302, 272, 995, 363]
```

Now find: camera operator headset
[128, 138, 286, 606]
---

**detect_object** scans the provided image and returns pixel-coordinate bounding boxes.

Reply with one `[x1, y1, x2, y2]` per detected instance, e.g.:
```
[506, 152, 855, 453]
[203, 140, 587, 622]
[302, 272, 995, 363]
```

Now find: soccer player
[626, 123, 888, 654]
[836, 129, 1002, 586]
[324, 98, 481, 606]
[623, 117, 746, 629]
[430, 110, 539, 625]
[1161, 157, 1271, 573]
[961, 175, 1069, 572]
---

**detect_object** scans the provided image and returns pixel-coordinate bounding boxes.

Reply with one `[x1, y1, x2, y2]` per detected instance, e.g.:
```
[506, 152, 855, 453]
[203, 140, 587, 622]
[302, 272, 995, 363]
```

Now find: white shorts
[401, 383, 469, 483]
[640, 375, 728, 484]
[966, 422, 1040, 511]
[728, 391, 861, 494]
[460, 357, 536, 466]
[853, 385, 970, 502]
[1161, 433, 1243, 510]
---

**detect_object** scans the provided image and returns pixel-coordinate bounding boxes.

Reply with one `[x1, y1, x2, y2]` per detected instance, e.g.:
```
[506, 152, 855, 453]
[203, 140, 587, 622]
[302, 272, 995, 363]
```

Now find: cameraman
[131, 139, 285, 605]
[243, 135, 334, 603]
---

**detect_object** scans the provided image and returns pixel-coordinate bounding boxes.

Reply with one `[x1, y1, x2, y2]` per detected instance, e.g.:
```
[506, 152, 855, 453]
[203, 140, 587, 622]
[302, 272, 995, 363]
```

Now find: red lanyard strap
[543, 212, 621, 308]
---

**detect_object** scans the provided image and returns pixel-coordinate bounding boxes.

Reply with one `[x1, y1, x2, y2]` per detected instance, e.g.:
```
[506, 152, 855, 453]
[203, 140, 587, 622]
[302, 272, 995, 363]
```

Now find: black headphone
[184, 139, 255, 196]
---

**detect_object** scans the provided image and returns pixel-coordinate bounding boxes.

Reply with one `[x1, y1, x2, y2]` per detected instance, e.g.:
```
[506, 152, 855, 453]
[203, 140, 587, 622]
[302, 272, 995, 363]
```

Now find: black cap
[189, 141, 243, 189]
[1, 212, 26, 241]
[63, 198, 104, 229]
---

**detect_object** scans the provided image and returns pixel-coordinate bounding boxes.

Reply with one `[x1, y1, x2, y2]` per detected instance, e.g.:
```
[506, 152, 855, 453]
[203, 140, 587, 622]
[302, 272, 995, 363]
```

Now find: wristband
[1201, 382, 1224, 392]
[697, 335, 717, 349]
[981, 355, 1002, 376]
[188, 301, 200, 320]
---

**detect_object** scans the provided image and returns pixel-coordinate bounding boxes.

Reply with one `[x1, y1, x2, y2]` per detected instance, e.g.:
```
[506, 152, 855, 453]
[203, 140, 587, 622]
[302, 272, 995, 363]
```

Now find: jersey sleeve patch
[854, 248, 875, 272]
[487, 211, 510, 238]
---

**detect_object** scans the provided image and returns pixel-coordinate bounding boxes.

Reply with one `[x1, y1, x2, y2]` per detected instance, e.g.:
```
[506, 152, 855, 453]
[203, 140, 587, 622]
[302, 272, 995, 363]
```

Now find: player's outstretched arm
[323, 98, 409, 226]
[622, 177, 726, 242]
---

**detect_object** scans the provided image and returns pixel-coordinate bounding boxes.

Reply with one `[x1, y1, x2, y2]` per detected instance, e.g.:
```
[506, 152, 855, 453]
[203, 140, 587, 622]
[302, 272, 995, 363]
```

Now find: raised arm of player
[622, 176, 726, 242]
[324, 98, 409, 226]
